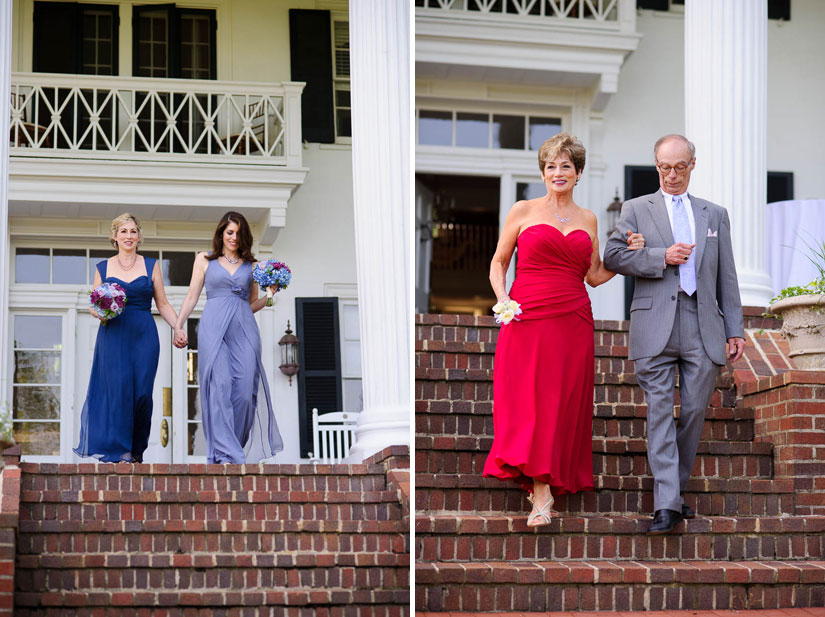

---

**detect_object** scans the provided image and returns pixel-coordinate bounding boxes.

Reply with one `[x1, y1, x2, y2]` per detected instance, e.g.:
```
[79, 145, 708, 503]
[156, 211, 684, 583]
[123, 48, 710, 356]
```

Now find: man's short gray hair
[654, 134, 696, 161]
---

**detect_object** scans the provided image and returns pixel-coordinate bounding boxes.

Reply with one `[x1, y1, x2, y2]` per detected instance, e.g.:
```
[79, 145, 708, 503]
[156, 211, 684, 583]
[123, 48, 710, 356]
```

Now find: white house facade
[1, 0, 410, 464]
[415, 0, 825, 319]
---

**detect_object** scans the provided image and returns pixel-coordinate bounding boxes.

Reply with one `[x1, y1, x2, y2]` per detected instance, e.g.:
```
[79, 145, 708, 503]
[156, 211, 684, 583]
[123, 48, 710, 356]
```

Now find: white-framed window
[13, 247, 199, 287]
[11, 311, 71, 461]
[184, 318, 205, 458]
[340, 301, 362, 413]
[332, 18, 351, 141]
[416, 108, 562, 151]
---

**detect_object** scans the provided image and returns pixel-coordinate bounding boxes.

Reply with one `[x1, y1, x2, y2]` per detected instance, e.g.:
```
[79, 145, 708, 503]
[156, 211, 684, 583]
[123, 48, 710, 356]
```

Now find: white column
[0, 1, 12, 426]
[684, 0, 773, 308]
[345, 0, 410, 462]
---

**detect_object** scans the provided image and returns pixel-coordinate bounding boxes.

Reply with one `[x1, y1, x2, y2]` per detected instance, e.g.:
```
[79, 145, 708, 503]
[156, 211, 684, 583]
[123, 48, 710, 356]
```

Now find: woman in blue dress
[175, 211, 283, 463]
[74, 213, 180, 463]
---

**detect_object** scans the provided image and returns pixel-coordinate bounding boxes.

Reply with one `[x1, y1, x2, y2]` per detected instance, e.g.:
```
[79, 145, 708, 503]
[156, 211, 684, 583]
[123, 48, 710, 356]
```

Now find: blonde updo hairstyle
[538, 132, 587, 174]
[110, 213, 143, 248]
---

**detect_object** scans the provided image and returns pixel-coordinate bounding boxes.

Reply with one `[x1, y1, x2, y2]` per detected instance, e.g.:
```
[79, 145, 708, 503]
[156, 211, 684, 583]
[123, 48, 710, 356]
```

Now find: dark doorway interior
[417, 173, 500, 315]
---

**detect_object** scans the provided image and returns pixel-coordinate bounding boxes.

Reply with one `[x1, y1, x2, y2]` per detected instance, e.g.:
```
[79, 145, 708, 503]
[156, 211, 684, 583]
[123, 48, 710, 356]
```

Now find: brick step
[415, 560, 825, 611]
[415, 514, 825, 562]
[14, 587, 409, 609]
[15, 610, 401, 617]
[15, 552, 408, 592]
[17, 526, 406, 556]
[418, 451, 772, 481]
[419, 475, 796, 516]
[417, 406, 756, 442]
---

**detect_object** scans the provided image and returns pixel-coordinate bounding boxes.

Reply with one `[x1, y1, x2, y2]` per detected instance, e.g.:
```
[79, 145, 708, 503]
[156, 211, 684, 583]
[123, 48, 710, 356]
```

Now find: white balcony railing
[416, 0, 620, 23]
[9, 73, 304, 166]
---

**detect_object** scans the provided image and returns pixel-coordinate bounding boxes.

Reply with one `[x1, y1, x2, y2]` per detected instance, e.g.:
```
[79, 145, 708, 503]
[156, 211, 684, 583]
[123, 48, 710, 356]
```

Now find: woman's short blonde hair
[110, 213, 142, 248]
[537, 132, 586, 174]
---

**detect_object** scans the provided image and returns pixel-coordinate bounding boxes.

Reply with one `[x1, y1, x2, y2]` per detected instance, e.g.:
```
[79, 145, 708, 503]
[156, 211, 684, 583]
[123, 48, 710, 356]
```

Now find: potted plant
[769, 238, 825, 369]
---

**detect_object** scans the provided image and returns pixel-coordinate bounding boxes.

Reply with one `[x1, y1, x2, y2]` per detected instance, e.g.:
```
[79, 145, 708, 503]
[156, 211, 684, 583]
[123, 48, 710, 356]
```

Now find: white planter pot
[770, 294, 825, 369]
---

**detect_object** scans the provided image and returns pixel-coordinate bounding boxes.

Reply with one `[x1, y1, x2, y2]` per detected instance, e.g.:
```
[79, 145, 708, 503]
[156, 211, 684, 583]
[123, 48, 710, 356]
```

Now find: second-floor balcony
[9, 73, 304, 167]
[7, 74, 308, 244]
[416, 0, 640, 111]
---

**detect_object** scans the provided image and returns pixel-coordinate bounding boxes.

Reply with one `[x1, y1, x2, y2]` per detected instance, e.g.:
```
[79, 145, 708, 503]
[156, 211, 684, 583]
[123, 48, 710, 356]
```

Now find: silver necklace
[223, 254, 240, 265]
[117, 254, 138, 271]
[554, 210, 572, 224]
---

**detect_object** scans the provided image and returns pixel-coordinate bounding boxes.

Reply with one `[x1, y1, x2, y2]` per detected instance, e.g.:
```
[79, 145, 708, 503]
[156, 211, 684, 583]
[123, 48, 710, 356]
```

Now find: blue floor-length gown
[74, 258, 159, 462]
[198, 259, 283, 463]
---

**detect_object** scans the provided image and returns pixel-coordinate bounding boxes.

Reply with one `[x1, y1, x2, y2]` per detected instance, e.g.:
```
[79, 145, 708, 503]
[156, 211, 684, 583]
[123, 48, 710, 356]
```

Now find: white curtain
[766, 200, 825, 296]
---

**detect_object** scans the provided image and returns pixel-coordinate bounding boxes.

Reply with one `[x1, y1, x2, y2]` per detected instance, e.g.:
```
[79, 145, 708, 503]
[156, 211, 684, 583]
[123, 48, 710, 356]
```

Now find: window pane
[493, 115, 525, 149]
[336, 110, 351, 138]
[187, 352, 198, 385]
[343, 340, 362, 375]
[188, 422, 206, 456]
[161, 252, 195, 286]
[516, 182, 546, 202]
[529, 116, 562, 150]
[418, 110, 452, 146]
[15, 248, 50, 283]
[343, 378, 363, 413]
[89, 250, 111, 285]
[53, 249, 87, 284]
[187, 387, 201, 421]
[13, 386, 60, 419]
[14, 421, 60, 456]
[14, 351, 61, 384]
[336, 89, 350, 107]
[187, 318, 199, 350]
[14, 316, 61, 350]
[456, 113, 489, 148]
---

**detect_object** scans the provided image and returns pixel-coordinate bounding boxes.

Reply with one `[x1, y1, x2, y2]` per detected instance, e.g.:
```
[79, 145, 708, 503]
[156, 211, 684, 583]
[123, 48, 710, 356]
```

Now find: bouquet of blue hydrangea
[253, 260, 292, 307]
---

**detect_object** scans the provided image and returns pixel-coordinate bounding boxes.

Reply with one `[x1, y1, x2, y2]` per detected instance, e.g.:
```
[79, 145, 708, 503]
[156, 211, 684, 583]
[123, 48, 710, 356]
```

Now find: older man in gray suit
[604, 134, 746, 534]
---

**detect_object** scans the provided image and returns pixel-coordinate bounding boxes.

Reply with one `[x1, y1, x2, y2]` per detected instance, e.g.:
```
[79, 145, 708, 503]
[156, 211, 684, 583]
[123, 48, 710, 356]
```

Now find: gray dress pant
[634, 292, 720, 513]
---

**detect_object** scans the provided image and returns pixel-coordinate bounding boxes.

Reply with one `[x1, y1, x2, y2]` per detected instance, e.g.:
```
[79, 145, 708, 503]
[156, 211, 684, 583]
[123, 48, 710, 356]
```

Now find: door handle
[161, 419, 169, 447]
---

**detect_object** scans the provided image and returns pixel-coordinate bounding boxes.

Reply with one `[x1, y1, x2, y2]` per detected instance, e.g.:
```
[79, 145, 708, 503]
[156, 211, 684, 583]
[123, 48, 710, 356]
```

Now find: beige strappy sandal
[526, 494, 559, 527]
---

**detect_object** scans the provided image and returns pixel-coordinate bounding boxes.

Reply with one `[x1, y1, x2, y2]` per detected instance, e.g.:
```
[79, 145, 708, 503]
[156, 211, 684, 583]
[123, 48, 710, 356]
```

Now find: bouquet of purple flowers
[253, 260, 292, 307]
[89, 282, 127, 325]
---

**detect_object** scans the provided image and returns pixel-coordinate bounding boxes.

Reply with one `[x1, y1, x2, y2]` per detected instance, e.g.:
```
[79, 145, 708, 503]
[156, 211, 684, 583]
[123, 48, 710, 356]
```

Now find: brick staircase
[415, 313, 825, 612]
[4, 446, 410, 617]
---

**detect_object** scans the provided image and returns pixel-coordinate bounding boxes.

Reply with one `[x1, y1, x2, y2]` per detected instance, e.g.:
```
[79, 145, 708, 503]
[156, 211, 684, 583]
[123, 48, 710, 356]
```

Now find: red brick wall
[0, 446, 21, 617]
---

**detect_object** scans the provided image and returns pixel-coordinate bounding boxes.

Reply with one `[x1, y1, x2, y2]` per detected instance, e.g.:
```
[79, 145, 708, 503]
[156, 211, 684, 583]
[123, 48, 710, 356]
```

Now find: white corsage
[492, 299, 522, 325]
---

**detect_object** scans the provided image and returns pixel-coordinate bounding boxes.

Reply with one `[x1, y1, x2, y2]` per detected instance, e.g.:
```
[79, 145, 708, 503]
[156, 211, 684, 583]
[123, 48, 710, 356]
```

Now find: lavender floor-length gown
[198, 260, 283, 463]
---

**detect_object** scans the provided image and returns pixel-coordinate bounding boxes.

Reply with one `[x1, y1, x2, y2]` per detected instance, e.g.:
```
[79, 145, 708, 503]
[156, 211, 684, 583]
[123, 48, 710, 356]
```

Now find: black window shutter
[289, 9, 335, 144]
[296, 298, 343, 458]
[33, 2, 80, 73]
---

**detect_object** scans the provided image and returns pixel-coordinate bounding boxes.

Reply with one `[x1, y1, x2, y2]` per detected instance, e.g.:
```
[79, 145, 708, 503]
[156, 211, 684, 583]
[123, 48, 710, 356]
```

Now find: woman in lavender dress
[175, 212, 283, 463]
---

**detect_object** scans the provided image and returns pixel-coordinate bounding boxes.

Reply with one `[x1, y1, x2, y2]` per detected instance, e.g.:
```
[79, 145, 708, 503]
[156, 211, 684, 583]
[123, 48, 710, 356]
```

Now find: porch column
[345, 0, 410, 462]
[0, 1, 12, 424]
[685, 0, 774, 307]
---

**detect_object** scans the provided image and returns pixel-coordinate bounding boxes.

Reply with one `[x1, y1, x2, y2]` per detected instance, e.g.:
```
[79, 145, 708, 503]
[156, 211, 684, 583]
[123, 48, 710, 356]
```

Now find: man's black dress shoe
[681, 503, 695, 519]
[647, 509, 684, 535]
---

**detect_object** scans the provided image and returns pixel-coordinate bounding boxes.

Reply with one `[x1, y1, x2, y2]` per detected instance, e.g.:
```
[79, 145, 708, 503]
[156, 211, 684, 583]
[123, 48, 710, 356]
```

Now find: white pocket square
[707, 229, 718, 237]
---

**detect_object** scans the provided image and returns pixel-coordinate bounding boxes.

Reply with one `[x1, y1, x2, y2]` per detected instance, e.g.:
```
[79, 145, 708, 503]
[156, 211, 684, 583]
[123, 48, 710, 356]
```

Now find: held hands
[666, 242, 695, 265]
[626, 230, 646, 251]
[173, 327, 188, 349]
[727, 337, 746, 363]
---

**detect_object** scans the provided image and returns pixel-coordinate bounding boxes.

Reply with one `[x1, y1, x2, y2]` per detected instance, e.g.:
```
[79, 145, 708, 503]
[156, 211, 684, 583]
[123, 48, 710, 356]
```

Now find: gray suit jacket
[603, 190, 745, 365]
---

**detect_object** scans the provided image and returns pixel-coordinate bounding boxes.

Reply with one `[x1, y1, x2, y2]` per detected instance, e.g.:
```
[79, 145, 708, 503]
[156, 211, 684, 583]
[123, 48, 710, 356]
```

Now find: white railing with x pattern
[416, 0, 620, 23]
[9, 73, 304, 166]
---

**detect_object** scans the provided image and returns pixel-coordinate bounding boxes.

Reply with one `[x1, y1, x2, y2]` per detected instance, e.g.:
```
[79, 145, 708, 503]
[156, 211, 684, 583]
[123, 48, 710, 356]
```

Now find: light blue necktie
[672, 195, 696, 295]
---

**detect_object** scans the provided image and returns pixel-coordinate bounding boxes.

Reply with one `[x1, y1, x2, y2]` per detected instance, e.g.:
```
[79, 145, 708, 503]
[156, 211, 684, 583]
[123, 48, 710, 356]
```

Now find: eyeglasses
[656, 161, 693, 175]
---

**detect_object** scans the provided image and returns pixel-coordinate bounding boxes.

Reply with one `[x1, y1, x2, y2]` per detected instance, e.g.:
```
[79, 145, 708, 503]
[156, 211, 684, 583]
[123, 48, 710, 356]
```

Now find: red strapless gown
[482, 224, 596, 495]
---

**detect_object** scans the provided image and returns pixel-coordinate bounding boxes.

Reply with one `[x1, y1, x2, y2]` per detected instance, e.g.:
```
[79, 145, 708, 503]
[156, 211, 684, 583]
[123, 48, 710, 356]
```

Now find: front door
[74, 314, 174, 462]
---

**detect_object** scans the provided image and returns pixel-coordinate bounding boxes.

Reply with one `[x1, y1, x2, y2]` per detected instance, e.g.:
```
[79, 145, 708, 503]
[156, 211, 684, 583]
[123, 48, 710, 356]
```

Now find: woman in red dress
[483, 133, 645, 526]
